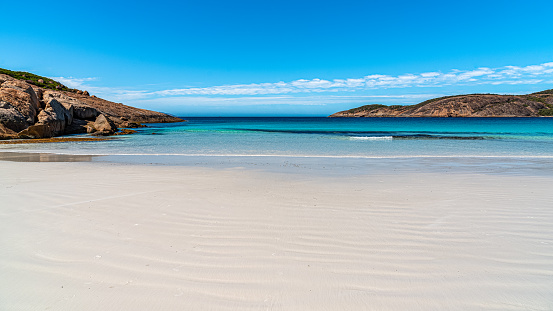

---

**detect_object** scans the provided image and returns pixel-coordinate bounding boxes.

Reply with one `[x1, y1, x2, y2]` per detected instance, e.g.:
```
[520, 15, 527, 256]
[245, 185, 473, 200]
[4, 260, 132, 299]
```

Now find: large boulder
[73, 104, 100, 120]
[31, 85, 44, 103]
[92, 114, 117, 135]
[44, 98, 73, 129]
[0, 123, 18, 139]
[0, 74, 15, 84]
[0, 78, 39, 138]
[64, 118, 88, 134]
[42, 95, 75, 127]
[0, 87, 38, 124]
[18, 98, 73, 138]
[17, 123, 53, 139]
[43, 90, 99, 120]
[1, 80, 40, 116]
[0, 100, 29, 133]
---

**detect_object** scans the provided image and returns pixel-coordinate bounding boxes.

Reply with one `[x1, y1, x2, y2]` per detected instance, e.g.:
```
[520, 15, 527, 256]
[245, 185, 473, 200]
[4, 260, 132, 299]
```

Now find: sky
[1, 0, 553, 116]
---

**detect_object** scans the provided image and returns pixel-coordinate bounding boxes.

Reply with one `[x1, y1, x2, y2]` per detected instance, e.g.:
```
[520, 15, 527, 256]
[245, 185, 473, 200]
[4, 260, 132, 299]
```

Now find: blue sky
[2, 0, 553, 116]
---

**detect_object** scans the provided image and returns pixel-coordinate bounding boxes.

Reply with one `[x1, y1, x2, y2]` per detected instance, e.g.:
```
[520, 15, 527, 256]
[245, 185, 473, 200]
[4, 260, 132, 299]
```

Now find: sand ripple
[1, 162, 553, 310]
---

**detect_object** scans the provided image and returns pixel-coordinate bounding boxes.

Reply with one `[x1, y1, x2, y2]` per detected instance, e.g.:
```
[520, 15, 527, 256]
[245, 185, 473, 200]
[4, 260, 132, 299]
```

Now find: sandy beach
[4, 0, 553, 309]
[1, 155, 553, 310]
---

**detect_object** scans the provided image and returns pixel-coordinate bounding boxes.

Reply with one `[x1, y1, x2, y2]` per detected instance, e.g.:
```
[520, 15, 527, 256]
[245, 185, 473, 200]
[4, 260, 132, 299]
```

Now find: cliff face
[0, 69, 183, 140]
[329, 91, 553, 117]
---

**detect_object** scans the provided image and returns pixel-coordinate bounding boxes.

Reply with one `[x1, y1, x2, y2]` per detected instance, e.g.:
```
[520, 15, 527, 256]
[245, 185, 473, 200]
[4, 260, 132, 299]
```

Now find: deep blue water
[3, 117, 553, 157]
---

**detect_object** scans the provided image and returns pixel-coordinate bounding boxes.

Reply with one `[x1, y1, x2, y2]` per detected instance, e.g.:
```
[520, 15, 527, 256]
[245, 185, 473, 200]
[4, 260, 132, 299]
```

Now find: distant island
[330, 90, 553, 117]
[0, 68, 183, 140]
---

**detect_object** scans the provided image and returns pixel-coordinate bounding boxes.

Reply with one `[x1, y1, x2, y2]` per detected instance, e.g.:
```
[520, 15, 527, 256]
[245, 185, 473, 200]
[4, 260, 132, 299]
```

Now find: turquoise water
[3, 117, 553, 157]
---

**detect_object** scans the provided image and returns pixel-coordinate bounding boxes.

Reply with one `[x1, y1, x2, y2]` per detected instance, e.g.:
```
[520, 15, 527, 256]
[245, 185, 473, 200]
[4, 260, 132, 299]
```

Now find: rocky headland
[0, 68, 183, 140]
[329, 90, 553, 117]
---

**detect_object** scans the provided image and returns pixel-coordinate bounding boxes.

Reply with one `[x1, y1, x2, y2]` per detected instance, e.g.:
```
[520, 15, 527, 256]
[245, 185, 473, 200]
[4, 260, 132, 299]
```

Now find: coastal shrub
[0, 68, 77, 93]
[532, 89, 553, 95]
[344, 91, 552, 115]
[347, 104, 389, 113]
[538, 106, 553, 116]
[412, 95, 460, 108]
[411, 94, 496, 109]
[524, 96, 546, 104]
[389, 105, 404, 110]
[346, 104, 409, 113]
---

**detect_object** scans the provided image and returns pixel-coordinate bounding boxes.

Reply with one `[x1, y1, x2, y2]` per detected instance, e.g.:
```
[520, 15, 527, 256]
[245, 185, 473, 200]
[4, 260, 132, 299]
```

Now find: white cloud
[148, 62, 552, 96]
[420, 72, 440, 78]
[52, 61, 553, 101]
[52, 76, 97, 88]
[490, 79, 543, 85]
[51, 76, 149, 101]
[131, 94, 434, 108]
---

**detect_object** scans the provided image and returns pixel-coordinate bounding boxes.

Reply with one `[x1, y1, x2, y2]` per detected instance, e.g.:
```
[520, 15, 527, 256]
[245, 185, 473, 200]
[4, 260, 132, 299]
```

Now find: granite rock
[93, 114, 117, 135]
[1, 68, 183, 140]
[18, 98, 72, 138]
[0, 100, 29, 133]
[1, 80, 40, 115]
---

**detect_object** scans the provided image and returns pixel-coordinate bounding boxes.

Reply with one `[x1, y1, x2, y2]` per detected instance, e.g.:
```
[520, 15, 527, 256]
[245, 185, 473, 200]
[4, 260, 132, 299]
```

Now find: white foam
[348, 136, 393, 141]
[103, 153, 553, 159]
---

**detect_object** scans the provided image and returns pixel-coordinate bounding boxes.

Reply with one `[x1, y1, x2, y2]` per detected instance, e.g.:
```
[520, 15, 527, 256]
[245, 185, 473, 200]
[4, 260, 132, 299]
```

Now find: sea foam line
[348, 136, 393, 141]
[102, 154, 553, 159]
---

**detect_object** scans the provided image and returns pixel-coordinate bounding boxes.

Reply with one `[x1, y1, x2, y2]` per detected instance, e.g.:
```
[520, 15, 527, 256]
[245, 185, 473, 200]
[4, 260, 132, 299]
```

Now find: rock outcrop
[19, 97, 73, 138]
[330, 91, 553, 117]
[0, 81, 40, 126]
[0, 68, 183, 140]
[43, 91, 99, 120]
[2, 80, 41, 119]
[91, 114, 117, 135]
[0, 100, 30, 134]
[0, 74, 15, 84]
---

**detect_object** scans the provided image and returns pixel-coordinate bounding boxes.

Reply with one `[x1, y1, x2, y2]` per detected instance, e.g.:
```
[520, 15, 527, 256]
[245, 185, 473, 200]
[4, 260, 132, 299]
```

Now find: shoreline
[0, 151, 98, 162]
[3, 151, 553, 177]
[4, 150, 553, 159]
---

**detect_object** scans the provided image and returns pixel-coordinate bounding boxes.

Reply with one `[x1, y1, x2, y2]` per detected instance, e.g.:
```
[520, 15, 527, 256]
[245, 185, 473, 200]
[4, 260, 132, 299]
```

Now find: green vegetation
[524, 95, 546, 104]
[346, 104, 389, 113]
[388, 105, 404, 110]
[346, 104, 408, 113]
[411, 95, 463, 109]
[344, 93, 506, 114]
[408, 93, 497, 110]
[0, 68, 77, 92]
[532, 89, 553, 95]
[538, 108, 553, 116]
[538, 104, 553, 116]
[339, 89, 553, 116]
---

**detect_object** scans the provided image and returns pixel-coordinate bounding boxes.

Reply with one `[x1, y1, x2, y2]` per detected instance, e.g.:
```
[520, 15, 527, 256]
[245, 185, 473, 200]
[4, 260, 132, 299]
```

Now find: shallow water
[2, 117, 553, 157]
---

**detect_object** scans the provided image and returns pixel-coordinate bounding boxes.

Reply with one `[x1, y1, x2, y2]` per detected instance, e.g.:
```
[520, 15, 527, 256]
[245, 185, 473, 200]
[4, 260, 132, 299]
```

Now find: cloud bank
[150, 61, 553, 96]
[54, 61, 553, 102]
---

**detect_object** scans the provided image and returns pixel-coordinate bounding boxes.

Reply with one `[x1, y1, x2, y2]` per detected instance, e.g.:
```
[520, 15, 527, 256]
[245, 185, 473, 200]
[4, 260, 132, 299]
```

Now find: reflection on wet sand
[0, 152, 96, 162]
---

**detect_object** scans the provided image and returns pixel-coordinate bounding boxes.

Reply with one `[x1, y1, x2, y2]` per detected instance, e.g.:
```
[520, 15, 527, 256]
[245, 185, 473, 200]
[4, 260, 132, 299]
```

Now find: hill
[0, 68, 183, 139]
[329, 91, 553, 117]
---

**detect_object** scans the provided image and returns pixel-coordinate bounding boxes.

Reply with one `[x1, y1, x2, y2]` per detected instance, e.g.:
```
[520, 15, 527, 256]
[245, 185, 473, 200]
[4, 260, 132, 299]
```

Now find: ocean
[3, 117, 553, 158]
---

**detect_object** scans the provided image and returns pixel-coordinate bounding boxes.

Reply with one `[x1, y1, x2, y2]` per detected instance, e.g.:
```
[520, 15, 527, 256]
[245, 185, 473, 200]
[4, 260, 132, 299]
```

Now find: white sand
[1, 159, 553, 310]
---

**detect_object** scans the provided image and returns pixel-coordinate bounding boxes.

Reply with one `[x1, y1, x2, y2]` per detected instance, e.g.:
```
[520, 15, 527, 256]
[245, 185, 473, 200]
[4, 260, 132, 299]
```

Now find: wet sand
[0, 151, 96, 162]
